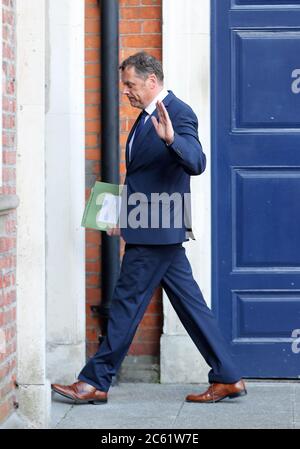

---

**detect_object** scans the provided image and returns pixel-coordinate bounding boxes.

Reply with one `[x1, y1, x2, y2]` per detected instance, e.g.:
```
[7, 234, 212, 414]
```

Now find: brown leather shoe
[185, 379, 247, 403]
[51, 381, 108, 405]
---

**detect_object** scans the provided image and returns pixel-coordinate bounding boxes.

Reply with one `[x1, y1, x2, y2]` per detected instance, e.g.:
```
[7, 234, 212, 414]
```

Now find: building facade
[1, 0, 299, 428]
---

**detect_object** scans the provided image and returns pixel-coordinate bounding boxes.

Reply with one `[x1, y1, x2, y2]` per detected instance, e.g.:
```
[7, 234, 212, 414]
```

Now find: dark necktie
[133, 110, 148, 142]
[129, 110, 148, 161]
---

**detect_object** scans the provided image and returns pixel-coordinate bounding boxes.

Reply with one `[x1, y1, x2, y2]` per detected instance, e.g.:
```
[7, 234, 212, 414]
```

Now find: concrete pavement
[51, 380, 300, 429]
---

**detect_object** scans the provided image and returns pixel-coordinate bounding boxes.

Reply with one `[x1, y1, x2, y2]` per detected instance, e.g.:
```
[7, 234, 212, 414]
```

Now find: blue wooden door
[212, 0, 300, 377]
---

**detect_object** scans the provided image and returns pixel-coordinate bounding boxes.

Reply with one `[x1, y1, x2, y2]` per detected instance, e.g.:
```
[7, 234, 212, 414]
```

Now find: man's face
[121, 66, 157, 110]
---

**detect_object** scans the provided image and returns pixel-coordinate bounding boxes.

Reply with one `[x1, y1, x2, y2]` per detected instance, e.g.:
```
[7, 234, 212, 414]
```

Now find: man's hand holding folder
[106, 225, 120, 237]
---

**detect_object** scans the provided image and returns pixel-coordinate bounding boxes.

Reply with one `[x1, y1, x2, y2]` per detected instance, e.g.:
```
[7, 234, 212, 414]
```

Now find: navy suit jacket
[119, 90, 206, 244]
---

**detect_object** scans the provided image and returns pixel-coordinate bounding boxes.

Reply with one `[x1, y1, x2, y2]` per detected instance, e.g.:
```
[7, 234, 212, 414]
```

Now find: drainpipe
[91, 0, 120, 338]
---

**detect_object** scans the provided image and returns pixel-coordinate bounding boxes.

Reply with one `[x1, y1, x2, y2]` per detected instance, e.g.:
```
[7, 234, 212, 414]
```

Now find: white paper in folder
[96, 193, 121, 225]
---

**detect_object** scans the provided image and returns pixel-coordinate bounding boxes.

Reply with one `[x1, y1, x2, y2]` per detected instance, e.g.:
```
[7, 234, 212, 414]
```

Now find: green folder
[81, 181, 122, 231]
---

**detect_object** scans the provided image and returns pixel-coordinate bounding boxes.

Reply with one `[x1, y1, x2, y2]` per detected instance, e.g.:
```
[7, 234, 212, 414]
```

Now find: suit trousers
[78, 243, 243, 392]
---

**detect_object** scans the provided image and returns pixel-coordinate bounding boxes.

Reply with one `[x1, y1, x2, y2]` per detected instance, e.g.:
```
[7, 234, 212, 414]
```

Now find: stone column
[161, 0, 211, 383]
[16, 0, 51, 428]
[45, 0, 86, 384]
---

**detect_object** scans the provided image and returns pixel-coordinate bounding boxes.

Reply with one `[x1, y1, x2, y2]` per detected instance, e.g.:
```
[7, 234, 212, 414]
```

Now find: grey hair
[119, 52, 164, 83]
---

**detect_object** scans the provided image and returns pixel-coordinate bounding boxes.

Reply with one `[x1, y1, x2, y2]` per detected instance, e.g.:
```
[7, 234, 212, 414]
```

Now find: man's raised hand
[151, 100, 175, 146]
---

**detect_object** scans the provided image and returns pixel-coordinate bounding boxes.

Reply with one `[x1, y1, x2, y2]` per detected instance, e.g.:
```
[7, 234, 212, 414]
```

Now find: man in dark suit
[51, 52, 247, 404]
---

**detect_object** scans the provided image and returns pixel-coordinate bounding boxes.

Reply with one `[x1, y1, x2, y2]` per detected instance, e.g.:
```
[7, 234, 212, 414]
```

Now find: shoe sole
[186, 389, 247, 403]
[52, 388, 107, 405]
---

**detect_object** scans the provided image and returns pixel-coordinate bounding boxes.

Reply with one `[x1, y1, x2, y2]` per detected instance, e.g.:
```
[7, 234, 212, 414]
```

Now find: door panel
[212, 0, 300, 377]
